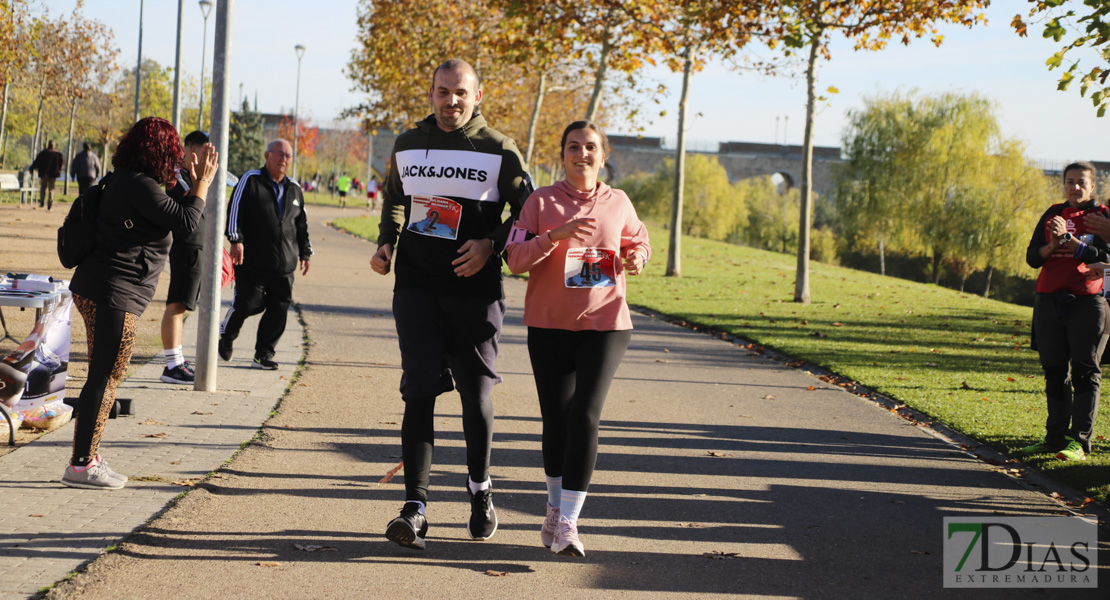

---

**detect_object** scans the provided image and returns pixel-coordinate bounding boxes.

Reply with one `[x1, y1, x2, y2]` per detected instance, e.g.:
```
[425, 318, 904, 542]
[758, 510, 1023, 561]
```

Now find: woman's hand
[188, 143, 220, 184]
[622, 251, 645, 276]
[549, 217, 596, 243]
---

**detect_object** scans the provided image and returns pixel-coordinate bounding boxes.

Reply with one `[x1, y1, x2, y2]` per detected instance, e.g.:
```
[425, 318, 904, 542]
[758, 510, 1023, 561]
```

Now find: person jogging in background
[1024, 161, 1109, 462]
[337, 173, 351, 209]
[159, 131, 211, 385]
[370, 58, 532, 550]
[504, 120, 649, 557]
[366, 175, 379, 211]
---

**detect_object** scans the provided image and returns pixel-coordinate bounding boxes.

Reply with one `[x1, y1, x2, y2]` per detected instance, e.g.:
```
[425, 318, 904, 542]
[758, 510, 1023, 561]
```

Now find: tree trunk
[666, 44, 697, 278]
[794, 33, 821, 303]
[932, 249, 943, 285]
[878, 232, 886, 276]
[64, 96, 78, 195]
[0, 80, 9, 168]
[983, 265, 993, 298]
[959, 272, 967, 293]
[32, 82, 46, 160]
[584, 30, 613, 122]
[524, 70, 547, 167]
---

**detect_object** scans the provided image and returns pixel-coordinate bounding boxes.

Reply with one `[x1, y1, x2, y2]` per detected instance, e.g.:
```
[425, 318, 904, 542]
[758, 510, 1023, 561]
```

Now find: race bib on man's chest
[564, 248, 617, 288]
[407, 195, 462, 240]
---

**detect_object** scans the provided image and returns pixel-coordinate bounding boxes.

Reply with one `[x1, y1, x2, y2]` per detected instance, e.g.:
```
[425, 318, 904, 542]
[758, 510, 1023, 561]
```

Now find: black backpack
[57, 172, 113, 269]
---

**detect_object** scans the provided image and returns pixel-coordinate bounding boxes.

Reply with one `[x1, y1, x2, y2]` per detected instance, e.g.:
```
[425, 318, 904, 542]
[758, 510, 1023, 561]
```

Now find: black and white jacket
[226, 168, 312, 276]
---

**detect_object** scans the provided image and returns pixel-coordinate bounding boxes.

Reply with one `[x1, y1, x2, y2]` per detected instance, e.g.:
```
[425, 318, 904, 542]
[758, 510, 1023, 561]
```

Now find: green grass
[303, 189, 377, 209]
[329, 217, 1110, 507]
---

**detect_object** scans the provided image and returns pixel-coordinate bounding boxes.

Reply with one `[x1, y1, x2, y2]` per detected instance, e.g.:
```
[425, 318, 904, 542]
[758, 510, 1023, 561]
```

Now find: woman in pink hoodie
[505, 121, 650, 557]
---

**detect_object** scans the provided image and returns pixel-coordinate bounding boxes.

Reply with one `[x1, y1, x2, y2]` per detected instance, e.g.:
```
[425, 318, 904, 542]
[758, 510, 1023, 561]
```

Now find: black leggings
[401, 394, 493, 503]
[72, 295, 137, 466]
[528, 327, 631, 492]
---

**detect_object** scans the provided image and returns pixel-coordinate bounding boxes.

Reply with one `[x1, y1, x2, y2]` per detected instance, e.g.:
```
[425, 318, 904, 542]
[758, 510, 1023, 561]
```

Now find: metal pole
[195, 0, 233, 392]
[171, 0, 184, 131]
[133, 0, 144, 123]
[198, 10, 210, 131]
[292, 45, 304, 183]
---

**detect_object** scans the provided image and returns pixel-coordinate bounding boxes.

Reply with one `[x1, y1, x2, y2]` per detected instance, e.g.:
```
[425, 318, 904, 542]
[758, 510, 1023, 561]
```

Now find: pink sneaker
[551, 516, 585, 557]
[540, 503, 560, 547]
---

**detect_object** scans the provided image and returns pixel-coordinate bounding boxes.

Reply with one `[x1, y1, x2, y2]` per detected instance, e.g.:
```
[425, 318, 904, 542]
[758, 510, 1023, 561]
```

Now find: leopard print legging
[72, 294, 137, 466]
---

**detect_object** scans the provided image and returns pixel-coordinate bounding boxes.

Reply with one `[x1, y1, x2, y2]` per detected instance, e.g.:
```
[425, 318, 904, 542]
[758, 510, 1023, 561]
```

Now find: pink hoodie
[505, 180, 651, 331]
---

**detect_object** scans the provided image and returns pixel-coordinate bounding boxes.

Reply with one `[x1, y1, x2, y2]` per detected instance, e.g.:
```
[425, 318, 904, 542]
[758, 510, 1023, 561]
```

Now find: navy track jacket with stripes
[226, 168, 313, 275]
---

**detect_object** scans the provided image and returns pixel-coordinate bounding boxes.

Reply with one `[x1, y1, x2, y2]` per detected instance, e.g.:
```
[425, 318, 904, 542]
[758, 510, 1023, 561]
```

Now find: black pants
[220, 271, 294, 360]
[528, 327, 631, 492]
[76, 177, 94, 197]
[72, 295, 137, 466]
[393, 289, 504, 504]
[1033, 293, 1106, 453]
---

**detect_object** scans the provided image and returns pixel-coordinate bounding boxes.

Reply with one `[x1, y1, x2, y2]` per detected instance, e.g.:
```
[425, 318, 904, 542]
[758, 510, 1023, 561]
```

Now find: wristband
[1073, 241, 1089, 259]
[196, 177, 212, 183]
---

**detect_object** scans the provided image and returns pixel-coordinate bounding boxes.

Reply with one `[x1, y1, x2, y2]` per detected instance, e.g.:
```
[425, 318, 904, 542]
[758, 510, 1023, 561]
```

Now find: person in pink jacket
[505, 121, 650, 557]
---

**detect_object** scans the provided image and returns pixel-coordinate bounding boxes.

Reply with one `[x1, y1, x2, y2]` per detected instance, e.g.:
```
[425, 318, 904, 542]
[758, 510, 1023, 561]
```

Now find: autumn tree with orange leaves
[773, 0, 988, 303]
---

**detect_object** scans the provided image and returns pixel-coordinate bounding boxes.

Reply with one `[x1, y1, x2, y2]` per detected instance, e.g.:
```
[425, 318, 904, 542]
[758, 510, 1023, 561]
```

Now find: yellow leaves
[826, 86, 839, 95]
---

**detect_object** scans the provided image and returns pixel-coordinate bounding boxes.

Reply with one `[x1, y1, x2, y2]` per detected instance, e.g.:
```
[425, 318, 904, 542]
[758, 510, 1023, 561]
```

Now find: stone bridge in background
[604, 135, 843, 197]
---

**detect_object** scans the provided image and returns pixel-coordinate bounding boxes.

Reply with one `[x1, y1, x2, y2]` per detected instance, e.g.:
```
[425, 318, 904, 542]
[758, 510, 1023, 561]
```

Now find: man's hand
[229, 242, 244, 265]
[1086, 212, 1110, 238]
[371, 244, 393, 275]
[300, 259, 310, 276]
[452, 238, 493, 278]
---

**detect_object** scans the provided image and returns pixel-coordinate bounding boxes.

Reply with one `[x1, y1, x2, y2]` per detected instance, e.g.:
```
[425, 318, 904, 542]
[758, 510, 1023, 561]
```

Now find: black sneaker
[252, 356, 278, 370]
[160, 364, 194, 385]
[181, 360, 195, 375]
[466, 480, 498, 540]
[218, 337, 233, 361]
[386, 502, 428, 550]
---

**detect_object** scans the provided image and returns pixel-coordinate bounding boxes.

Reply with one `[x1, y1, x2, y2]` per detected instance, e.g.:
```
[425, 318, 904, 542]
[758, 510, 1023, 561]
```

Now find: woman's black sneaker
[386, 502, 428, 549]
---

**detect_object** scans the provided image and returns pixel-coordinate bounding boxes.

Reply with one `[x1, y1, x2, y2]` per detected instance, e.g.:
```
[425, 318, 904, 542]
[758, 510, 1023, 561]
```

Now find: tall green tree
[227, 98, 264, 177]
[774, 0, 987, 303]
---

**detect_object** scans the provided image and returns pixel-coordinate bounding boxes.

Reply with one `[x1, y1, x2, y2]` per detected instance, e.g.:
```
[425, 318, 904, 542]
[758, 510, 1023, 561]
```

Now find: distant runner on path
[337, 173, 351, 209]
[370, 58, 532, 550]
[505, 121, 649, 557]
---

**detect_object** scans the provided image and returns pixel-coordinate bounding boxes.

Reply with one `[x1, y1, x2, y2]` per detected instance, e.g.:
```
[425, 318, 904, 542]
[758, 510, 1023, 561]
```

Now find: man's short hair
[47, 140, 55, 149]
[82, 142, 91, 151]
[267, 139, 291, 152]
[431, 58, 480, 90]
[183, 130, 210, 147]
[1063, 161, 1097, 182]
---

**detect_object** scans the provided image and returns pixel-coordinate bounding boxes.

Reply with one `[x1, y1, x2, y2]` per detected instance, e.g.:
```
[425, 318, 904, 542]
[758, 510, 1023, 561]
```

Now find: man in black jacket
[30, 140, 64, 210]
[219, 139, 312, 369]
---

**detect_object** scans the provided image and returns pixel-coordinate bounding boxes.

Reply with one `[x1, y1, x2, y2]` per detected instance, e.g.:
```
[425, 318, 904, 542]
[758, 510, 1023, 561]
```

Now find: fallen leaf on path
[140, 418, 164, 425]
[806, 386, 815, 391]
[655, 359, 669, 363]
[297, 410, 319, 414]
[170, 480, 198, 487]
[142, 432, 168, 438]
[380, 460, 404, 484]
[763, 395, 775, 400]
[29, 514, 43, 518]
[702, 551, 739, 560]
[663, 348, 670, 353]
[380, 421, 398, 425]
[485, 570, 509, 577]
[679, 523, 705, 528]
[256, 562, 281, 567]
[191, 411, 212, 415]
[294, 544, 338, 552]
[706, 451, 726, 458]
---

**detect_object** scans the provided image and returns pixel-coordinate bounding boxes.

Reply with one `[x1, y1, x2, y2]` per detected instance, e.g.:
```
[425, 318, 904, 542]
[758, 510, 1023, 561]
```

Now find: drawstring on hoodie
[424, 113, 480, 158]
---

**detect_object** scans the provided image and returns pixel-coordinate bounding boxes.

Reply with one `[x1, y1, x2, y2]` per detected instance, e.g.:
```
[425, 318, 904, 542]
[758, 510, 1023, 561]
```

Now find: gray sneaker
[97, 456, 128, 483]
[61, 459, 126, 490]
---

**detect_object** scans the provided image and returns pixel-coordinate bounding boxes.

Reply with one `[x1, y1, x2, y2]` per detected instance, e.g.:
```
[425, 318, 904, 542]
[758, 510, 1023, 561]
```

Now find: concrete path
[7, 204, 1109, 599]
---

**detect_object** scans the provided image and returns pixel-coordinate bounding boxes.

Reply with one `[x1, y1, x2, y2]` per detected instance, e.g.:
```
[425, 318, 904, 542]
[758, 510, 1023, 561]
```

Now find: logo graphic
[943, 517, 1096, 588]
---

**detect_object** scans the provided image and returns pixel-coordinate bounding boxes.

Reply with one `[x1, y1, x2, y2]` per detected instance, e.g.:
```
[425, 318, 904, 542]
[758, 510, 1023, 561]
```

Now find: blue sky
[40, 1, 1110, 163]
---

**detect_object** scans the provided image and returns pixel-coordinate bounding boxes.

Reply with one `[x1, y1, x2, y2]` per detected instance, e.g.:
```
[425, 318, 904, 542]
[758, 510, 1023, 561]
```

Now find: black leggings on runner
[401, 394, 494, 503]
[527, 327, 631, 492]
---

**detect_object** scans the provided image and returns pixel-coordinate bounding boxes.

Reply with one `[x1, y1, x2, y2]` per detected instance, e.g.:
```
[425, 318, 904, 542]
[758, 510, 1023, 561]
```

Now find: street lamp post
[293, 44, 305, 183]
[197, 0, 214, 131]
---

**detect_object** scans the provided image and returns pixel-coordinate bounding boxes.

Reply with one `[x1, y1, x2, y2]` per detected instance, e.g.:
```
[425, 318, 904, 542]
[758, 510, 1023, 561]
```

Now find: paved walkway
[0, 292, 302, 599]
[2, 205, 1108, 599]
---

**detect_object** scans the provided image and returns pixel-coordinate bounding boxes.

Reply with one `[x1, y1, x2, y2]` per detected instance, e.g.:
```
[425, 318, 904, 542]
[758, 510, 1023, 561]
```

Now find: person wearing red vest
[1024, 161, 1109, 461]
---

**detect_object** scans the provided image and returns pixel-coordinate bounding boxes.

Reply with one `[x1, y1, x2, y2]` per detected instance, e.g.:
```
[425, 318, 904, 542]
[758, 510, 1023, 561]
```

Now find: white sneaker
[540, 503, 560, 548]
[551, 516, 585, 557]
[61, 457, 125, 490]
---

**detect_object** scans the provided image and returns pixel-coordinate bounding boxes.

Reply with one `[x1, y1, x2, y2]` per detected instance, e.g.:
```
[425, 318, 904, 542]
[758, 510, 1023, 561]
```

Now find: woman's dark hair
[559, 121, 610, 159]
[112, 117, 183, 184]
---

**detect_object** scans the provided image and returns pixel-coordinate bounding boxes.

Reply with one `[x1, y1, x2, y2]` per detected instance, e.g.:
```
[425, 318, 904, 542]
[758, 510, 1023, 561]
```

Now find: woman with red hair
[63, 117, 219, 490]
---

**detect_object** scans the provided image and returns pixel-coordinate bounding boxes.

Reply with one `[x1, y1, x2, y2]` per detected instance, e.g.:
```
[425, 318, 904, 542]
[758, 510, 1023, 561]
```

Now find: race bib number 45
[407, 195, 462, 240]
[565, 248, 617, 288]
